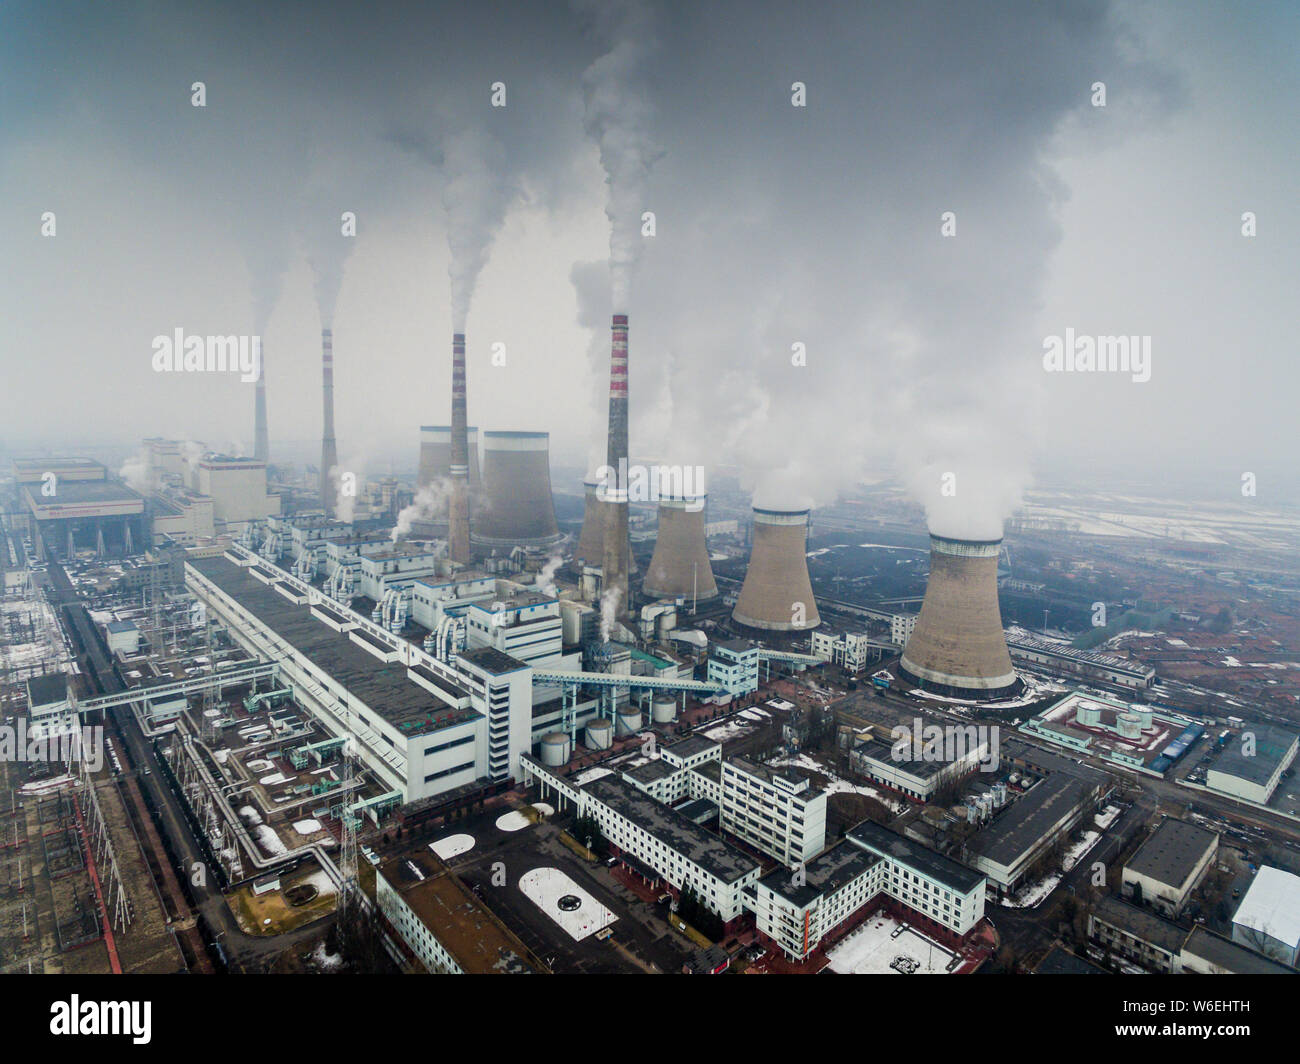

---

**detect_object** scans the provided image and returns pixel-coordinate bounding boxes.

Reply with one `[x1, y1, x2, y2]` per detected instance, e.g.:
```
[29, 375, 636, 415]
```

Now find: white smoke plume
[300, 163, 355, 328]
[118, 453, 149, 494]
[329, 463, 359, 524]
[599, 584, 622, 642]
[578, 0, 662, 310]
[443, 129, 515, 333]
[536, 554, 564, 597]
[391, 480, 450, 542]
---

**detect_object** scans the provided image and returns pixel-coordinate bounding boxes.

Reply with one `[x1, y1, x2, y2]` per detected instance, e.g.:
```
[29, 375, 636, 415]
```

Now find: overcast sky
[2, 1, 1295, 533]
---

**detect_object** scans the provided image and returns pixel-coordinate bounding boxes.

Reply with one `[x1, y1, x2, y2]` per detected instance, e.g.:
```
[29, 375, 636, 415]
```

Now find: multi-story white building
[811, 630, 873, 672]
[721, 757, 827, 866]
[358, 545, 444, 602]
[707, 638, 760, 696]
[185, 549, 538, 802]
[754, 821, 988, 962]
[890, 613, 917, 647]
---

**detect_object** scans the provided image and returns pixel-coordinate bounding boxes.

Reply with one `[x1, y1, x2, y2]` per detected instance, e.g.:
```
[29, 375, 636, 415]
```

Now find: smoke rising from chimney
[599, 585, 622, 642]
[443, 129, 514, 334]
[578, 0, 662, 310]
[392, 481, 450, 542]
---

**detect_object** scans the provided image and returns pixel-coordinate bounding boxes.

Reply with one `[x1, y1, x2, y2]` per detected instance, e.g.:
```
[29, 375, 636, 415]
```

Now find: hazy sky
[2, 1, 1296, 532]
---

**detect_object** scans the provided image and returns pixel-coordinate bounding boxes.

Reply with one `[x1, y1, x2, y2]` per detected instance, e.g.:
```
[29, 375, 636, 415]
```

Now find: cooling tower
[732, 507, 820, 631]
[898, 535, 1020, 700]
[601, 314, 631, 610]
[574, 475, 605, 568]
[253, 342, 269, 463]
[643, 494, 717, 601]
[448, 334, 471, 564]
[416, 426, 480, 495]
[472, 431, 561, 549]
[319, 329, 338, 517]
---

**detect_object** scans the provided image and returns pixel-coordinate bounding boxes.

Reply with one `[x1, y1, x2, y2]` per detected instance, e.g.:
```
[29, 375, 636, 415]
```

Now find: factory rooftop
[583, 776, 760, 884]
[624, 758, 677, 784]
[664, 735, 721, 760]
[457, 646, 529, 676]
[1125, 817, 1218, 887]
[1233, 865, 1300, 953]
[1184, 925, 1295, 975]
[188, 555, 479, 735]
[1033, 946, 1107, 975]
[1091, 895, 1190, 954]
[727, 755, 817, 793]
[848, 820, 986, 895]
[23, 480, 144, 509]
[855, 735, 951, 778]
[965, 774, 1095, 868]
[759, 840, 879, 908]
[376, 845, 542, 974]
[1209, 724, 1298, 786]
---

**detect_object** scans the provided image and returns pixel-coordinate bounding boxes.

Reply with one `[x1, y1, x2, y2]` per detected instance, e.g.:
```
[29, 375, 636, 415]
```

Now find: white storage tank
[616, 709, 642, 736]
[651, 696, 677, 725]
[1116, 712, 1143, 740]
[585, 718, 614, 751]
[1133, 708, 1153, 730]
[540, 732, 571, 767]
[1075, 701, 1102, 727]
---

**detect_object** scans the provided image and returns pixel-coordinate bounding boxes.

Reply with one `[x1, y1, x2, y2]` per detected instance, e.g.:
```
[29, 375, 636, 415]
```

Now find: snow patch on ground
[253, 824, 288, 857]
[571, 766, 613, 786]
[495, 810, 532, 832]
[517, 866, 615, 941]
[429, 833, 475, 860]
[292, 819, 322, 835]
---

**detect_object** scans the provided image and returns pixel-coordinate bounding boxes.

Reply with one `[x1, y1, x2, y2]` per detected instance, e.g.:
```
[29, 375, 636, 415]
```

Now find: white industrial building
[811, 629, 873, 672]
[1206, 724, 1298, 805]
[754, 821, 988, 963]
[890, 613, 917, 647]
[707, 638, 760, 696]
[185, 548, 539, 802]
[720, 756, 827, 866]
[1232, 865, 1300, 967]
[850, 728, 989, 801]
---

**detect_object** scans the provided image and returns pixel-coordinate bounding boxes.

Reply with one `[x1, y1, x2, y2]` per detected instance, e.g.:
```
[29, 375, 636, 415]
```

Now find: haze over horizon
[3, 0, 1297, 527]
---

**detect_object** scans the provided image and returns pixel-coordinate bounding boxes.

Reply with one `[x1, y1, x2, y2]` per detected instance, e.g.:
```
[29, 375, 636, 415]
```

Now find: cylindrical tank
[616, 709, 642, 736]
[1133, 708, 1153, 730]
[585, 719, 614, 751]
[540, 732, 571, 767]
[1075, 701, 1102, 727]
[651, 696, 677, 724]
[1116, 712, 1143, 740]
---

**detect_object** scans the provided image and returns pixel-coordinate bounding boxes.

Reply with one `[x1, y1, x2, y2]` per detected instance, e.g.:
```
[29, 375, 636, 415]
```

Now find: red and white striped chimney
[448, 332, 471, 563]
[601, 313, 631, 609]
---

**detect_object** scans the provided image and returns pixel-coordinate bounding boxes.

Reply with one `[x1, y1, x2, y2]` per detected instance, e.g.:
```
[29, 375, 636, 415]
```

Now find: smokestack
[643, 494, 717, 601]
[732, 506, 821, 632]
[417, 426, 480, 495]
[472, 431, 561, 549]
[898, 535, 1020, 700]
[319, 329, 338, 518]
[448, 333, 471, 563]
[602, 313, 631, 609]
[253, 343, 269, 463]
[574, 474, 605, 569]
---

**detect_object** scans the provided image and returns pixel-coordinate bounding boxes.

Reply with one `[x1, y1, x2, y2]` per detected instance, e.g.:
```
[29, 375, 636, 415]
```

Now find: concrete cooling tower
[574, 475, 605, 568]
[643, 494, 717, 602]
[898, 535, 1020, 700]
[472, 431, 561, 549]
[416, 426, 480, 495]
[732, 506, 820, 631]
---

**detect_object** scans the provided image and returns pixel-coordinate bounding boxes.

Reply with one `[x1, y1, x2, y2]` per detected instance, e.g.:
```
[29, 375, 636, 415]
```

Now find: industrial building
[733, 505, 820, 632]
[1231, 865, 1300, 966]
[1206, 724, 1298, 804]
[1088, 895, 1295, 974]
[964, 748, 1111, 896]
[849, 726, 989, 802]
[810, 629, 875, 672]
[706, 638, 760, 696]
[1007, 633, 1155, 691]
[1020, 691, 1203, 776]
[374, 842, 543, 974]
[1121, 818, 1218, 917]
[720, 756, 827, 866]
[22, 479, 147, 560]
[185, 548, 538, 801]
[899, 535, 1020, 700]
